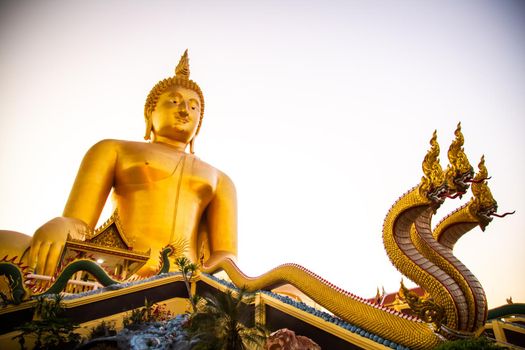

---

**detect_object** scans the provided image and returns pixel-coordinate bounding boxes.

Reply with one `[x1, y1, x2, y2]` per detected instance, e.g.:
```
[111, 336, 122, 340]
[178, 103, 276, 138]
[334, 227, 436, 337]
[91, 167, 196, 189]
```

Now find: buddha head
[144, 50, 205, 153]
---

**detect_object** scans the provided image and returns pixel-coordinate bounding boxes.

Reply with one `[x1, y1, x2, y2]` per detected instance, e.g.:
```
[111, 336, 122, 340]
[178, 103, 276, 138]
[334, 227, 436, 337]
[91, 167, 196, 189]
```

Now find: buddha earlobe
[189, 138, 195, 154]
[144, 117, 153, 140]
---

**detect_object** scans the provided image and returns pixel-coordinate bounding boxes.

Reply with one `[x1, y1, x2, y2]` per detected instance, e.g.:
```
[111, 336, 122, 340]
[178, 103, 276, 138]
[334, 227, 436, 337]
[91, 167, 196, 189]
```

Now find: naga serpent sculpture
[430, 154, 514, 333]
[409, 122, 482, 333]
[201, 125, 511, 349]
[0, 245, 176, 305]
[0, 125, 512, 349]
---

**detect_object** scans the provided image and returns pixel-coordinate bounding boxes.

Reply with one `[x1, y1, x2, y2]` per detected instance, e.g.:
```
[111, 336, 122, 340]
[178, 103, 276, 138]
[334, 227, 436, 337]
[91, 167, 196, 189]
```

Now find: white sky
[0, 0, 523, 308]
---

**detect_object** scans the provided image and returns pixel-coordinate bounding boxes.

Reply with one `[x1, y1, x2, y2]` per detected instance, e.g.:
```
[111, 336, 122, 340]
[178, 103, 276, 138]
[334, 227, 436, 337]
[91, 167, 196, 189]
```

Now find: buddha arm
[28, 140, 118, 275]
[63, 139, 118, 228]
[205, 172, 238, 260]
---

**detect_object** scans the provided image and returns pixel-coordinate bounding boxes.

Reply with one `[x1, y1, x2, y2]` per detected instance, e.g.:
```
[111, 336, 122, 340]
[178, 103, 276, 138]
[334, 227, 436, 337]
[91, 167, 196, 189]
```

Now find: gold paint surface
[1, 51, 237, 278]
[0, 52, 500, 350]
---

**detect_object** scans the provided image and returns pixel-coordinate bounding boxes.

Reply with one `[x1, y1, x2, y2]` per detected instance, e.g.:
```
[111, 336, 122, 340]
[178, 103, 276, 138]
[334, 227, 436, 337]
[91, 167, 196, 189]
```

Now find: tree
[186, 288, 267, 350]
[174, 256, 200, 313]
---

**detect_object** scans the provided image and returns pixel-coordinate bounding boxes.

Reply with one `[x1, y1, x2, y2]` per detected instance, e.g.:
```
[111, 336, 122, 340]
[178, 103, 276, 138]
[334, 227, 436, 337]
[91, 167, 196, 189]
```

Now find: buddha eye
[171, 100, 177, 104]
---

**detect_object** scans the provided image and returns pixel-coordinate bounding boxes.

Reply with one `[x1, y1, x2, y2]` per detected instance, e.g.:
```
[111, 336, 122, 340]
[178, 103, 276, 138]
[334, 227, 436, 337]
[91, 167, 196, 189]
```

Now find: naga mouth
[491, 210, 515, 218]
[444, 192, 465, 199]
[466, 176, 491, 184]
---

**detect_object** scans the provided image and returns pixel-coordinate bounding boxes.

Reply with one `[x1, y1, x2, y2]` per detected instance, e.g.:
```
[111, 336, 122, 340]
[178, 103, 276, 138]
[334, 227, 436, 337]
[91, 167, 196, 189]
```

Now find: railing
[26, 273, 103, 294]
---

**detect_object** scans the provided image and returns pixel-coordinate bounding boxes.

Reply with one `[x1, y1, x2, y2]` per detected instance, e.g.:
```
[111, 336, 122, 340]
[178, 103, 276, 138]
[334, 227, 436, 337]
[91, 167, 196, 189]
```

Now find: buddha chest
[114, 142, 216, 201]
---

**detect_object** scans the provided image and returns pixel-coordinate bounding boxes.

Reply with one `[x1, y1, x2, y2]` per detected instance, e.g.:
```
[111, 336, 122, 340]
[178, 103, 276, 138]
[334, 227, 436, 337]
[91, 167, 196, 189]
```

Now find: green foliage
[174, 256, 199, 313]
[88, 320, 116, 340]
[434, 336, 506, 349]
[122, 298, 173, 330]
[13, 294, 81, 350]
[173, 258, 266, 349]
[185, 288, 267, 350]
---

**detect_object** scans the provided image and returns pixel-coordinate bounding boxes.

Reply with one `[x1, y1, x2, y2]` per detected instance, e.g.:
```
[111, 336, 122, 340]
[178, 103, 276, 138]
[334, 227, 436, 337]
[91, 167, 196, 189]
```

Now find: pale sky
[0, 0, 523, 308]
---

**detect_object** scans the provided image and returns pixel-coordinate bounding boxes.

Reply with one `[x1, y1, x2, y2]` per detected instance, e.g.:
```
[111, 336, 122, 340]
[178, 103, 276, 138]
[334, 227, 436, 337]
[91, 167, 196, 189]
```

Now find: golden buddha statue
[0, 50, 237, 278]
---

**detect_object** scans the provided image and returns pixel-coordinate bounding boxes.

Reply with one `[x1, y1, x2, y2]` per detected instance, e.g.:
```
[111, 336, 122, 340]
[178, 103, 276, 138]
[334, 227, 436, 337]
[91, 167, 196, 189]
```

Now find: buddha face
[150, 86, 201, 144]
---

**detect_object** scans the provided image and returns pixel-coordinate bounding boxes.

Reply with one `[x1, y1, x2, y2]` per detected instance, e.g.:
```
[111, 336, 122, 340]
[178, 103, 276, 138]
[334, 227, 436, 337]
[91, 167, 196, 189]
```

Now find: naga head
[469, 156, 499, 231]
[419, 131, 447, 206]
[398, 280, 446, 330]
[444, 123, 474, 198]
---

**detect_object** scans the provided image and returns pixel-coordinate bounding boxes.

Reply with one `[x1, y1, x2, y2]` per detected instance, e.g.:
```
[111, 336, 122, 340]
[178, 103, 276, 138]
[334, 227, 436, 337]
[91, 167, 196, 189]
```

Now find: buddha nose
[178, 101, 189, 116]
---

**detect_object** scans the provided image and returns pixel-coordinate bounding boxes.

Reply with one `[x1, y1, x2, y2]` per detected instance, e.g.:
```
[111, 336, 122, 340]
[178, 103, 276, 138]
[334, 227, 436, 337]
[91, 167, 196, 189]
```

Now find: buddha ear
[189, 138, 195, 154]
[144, 116, 153, 140]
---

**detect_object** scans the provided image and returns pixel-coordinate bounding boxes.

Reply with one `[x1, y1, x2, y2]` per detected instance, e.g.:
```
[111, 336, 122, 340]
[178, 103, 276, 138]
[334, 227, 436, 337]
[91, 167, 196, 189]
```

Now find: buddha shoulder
[82, 139, 227, 187]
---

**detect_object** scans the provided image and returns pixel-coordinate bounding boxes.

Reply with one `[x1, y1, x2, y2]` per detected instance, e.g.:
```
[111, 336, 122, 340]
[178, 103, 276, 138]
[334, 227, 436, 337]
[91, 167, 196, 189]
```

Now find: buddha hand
[28, 217, 90, 276]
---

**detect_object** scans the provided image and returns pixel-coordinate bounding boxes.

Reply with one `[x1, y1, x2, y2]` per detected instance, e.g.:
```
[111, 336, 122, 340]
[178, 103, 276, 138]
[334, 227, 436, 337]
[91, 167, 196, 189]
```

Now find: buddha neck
[152, 135, 189, 152]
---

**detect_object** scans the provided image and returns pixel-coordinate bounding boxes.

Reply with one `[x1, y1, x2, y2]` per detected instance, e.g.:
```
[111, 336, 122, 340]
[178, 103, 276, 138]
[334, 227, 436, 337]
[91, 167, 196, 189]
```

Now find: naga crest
[444, 123, 474, 196]
[419, 131, 446, 204]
